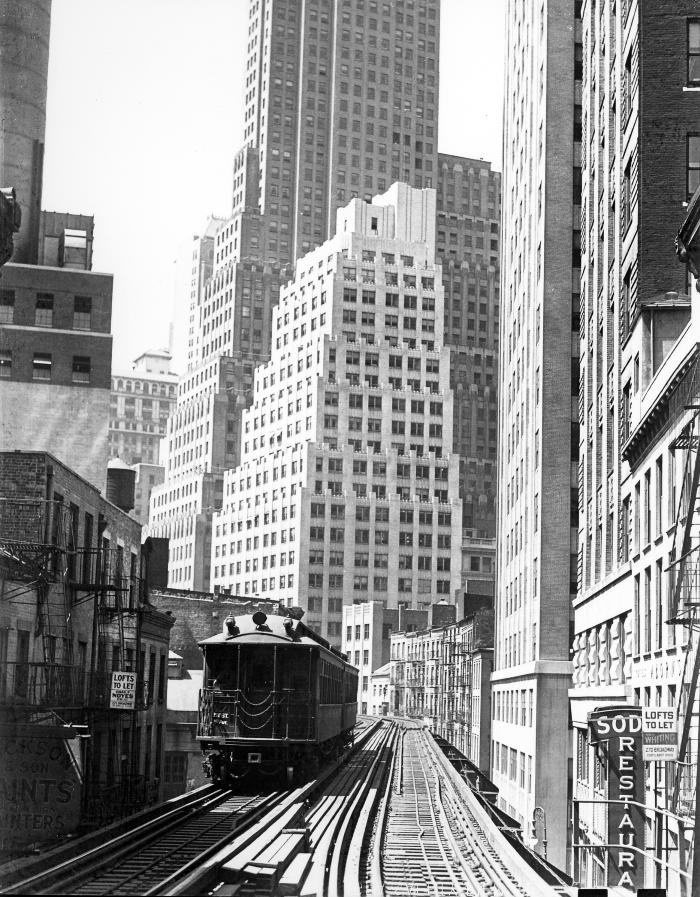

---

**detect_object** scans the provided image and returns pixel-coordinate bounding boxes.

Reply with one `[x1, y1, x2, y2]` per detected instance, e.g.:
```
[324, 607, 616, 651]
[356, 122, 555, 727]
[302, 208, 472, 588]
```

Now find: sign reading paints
[110, 671, 137, 709]
[642, 706, 677, 761]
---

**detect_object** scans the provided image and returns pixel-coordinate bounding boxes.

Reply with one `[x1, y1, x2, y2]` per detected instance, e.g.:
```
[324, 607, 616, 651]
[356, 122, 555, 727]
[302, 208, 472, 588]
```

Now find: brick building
[0, 451, 172, 849]
[0, 261, 113, 491]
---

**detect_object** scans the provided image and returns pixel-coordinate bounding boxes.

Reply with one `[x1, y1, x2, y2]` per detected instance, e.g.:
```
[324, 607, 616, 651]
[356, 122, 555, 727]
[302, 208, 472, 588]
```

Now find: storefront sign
[110, 671, 137, 709]
[588, 705, 644, 890]
[643, 706, 678, 761]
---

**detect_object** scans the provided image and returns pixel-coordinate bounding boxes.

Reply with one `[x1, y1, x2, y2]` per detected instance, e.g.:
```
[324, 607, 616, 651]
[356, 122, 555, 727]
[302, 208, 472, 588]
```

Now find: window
[35, 293, 54, 327]
[33, 352, 52, 380]
[689, 20, 700, 85]
[72, 356, 91, 383]
[0, 350, 11, 378]
[0, 289, 14, 323]
[73, 295, 92, 330]
[688, 134, 700, 199]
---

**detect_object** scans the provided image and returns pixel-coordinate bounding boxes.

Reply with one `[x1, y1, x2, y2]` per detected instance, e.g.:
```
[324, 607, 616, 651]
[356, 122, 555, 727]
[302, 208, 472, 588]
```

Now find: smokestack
[0, 0, 52, 264]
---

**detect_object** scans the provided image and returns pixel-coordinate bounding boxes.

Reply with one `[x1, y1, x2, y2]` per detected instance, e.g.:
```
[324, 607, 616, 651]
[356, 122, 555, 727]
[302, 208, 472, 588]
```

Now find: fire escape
[667, 356, 700, 867]
[666, 187, 700, 883]
[0, 498, 78, 711]
[0, 496, 153, 824]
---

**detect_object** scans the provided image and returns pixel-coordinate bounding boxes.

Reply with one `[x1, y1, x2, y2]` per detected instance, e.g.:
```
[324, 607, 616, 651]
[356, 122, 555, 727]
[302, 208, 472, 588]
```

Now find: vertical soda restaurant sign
[588, 705, 644, 890]
[110, 671, 137, 709]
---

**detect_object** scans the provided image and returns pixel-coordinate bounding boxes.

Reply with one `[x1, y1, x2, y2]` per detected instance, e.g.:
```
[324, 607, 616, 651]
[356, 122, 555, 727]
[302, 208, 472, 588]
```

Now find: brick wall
[1, 263, 112, 332]
[149, 589, 279, 668]
[639, 2, 700, 301]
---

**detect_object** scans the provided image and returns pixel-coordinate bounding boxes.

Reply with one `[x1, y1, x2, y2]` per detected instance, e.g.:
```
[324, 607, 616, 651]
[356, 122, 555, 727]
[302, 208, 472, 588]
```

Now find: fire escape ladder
[667, 374, 700, 821]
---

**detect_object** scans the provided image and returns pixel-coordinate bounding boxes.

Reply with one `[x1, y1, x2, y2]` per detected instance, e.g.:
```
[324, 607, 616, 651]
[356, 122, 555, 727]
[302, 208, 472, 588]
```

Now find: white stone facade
[210, 184, 462, 644]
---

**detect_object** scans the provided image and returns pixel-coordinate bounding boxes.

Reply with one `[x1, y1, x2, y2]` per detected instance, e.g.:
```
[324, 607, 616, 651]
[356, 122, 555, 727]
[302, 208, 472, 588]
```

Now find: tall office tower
[152, 0, 443, 591]
[493, 1, 581, 870]
[182, 217, 224, 372]
[436, 154, 501, 541]
[210, 184, 463, 644]
[0, 0, 51, 264]
[237, 0, 440, 264]
[570, 3, 700, 890]
[148, 208, 288, 591]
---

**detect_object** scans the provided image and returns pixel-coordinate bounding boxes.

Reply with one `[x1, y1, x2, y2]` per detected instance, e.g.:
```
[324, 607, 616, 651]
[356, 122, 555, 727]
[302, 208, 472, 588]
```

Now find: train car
[197, 610, 358, 786]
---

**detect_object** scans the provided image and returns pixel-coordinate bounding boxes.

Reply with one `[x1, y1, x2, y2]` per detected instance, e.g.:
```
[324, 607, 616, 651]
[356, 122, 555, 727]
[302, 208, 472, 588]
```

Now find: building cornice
[621, 344, 700, 467]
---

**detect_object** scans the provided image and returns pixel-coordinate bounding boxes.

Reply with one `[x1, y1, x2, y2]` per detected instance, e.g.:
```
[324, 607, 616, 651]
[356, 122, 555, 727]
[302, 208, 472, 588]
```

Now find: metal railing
[0, 661, 87, 707]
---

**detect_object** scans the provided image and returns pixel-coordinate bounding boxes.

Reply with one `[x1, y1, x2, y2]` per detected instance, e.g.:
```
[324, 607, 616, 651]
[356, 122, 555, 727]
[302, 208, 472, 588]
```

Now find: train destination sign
[642, 706, 677, 761]
[110, 671, 137, 709]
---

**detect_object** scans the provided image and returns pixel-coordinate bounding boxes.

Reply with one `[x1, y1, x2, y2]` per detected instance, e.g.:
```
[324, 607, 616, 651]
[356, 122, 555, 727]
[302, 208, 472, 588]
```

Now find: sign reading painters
[110, 671, 137, 709]
[642, 706, 678, 762]
[588, 705, 644, 891]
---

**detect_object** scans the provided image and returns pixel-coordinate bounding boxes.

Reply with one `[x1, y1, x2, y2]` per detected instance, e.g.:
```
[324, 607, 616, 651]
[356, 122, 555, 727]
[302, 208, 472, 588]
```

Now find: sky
[41, 0, 505, 372]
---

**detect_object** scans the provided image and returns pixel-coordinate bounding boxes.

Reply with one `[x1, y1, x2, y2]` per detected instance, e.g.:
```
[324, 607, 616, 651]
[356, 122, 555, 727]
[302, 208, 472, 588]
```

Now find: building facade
[0, 261, 113, 491]
[238, 0, 440, 265]
[389, 604, 493, 774]
[493, 0, 582, 869]
[109, 349, 178, 467]
[342, 600, 429, 714]
[571, 2, 700, 890]
[437, 154, 500, 538]
[151, 0, 449, 594]
[0, 451, 172, 848]
[209, 184, 463, 644]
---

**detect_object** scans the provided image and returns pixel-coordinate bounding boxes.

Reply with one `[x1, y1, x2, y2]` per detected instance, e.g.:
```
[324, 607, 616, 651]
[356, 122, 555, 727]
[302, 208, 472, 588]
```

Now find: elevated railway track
[1, 720, 573, 897]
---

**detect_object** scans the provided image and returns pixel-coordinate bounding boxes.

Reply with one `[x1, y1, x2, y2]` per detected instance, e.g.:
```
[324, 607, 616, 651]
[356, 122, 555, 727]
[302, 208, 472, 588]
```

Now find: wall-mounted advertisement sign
[642, 706, 677, 762]
[110, 671, 137, 709]
[588, 705, 644, 891]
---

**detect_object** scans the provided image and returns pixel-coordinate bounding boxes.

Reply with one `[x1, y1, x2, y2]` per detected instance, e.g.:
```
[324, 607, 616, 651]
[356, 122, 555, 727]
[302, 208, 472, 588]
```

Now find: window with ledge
[688, 20, 700, 86]
[688, 134, 700, 199]
[0, 289, 14, 323]
[35, 293, 54, 327]
[33, 352, 52, 380]
[72, 356, 91, 384]
[73, 295, 92, 330]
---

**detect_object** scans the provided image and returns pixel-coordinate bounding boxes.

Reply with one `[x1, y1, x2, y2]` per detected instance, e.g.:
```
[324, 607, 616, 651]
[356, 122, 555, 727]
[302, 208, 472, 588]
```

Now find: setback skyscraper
[149, 0, 446, 593]
[211, 184, 463, 641]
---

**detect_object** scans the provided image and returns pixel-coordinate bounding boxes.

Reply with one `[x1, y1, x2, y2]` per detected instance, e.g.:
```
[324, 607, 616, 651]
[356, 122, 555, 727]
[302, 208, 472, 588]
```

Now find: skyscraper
[493, 0, 581, 869]
[436, 155, 500, 540]
[238, 0, 440, 264]
[150, 0, 444, 592]
[211, 184, 463, 642]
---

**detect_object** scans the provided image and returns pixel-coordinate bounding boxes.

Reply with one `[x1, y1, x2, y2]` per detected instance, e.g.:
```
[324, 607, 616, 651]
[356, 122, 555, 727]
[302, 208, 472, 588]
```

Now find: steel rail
[1, 785, 231, 895]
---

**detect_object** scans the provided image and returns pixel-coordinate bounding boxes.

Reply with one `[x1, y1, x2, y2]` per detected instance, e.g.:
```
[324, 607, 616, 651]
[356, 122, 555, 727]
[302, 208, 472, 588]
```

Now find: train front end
[197, 611, 321, 785]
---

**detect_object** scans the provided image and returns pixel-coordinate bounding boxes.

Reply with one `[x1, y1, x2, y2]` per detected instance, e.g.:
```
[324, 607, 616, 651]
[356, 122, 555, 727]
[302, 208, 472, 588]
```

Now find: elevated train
[197, 610, 358, 786]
